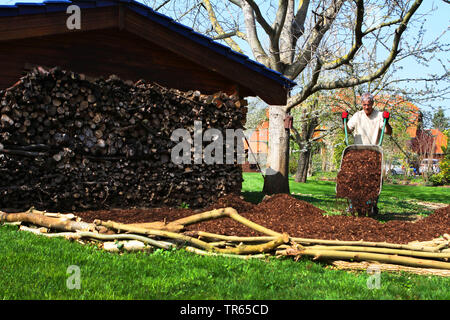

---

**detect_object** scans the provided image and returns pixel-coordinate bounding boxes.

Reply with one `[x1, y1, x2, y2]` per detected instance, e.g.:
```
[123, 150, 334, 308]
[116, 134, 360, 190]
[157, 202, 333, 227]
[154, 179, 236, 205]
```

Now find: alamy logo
[66, 5, 81, 30]
[366, 265, 381, 289]
[66, 265, 81, 290]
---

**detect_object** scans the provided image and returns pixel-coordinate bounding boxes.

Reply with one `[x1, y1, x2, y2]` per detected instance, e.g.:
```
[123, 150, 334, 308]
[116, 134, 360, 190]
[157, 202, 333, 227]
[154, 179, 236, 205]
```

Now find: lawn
[0, 172, 449, 300]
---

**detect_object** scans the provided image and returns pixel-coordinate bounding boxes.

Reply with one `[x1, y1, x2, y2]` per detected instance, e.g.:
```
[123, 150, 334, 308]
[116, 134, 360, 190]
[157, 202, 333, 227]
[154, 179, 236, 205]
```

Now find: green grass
[1, 224, 449, 300]
[1, 172, 449, 300]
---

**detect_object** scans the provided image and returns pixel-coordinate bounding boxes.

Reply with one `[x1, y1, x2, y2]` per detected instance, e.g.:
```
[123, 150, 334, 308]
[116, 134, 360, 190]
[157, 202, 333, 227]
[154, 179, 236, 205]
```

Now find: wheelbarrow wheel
[368, 205, 379, 217]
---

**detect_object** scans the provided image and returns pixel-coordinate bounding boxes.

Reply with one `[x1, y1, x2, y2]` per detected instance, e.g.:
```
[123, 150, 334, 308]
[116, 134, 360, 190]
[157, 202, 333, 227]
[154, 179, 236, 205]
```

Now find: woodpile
[0, 66, 247, 211]
[2, 206, 449, 276]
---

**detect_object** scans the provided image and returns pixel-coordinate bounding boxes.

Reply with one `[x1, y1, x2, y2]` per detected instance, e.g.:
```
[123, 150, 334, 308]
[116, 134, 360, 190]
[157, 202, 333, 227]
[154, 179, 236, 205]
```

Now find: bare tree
[152, 0, 447, 194]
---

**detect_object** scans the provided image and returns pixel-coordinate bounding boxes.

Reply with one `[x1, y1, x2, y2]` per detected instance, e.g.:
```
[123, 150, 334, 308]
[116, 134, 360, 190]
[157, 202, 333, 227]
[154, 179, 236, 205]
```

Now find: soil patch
[74, 193, 450, 244]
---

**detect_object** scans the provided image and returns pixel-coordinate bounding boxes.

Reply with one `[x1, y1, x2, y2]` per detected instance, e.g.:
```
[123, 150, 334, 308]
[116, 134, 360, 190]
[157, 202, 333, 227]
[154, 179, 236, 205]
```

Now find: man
[341, 93, 392, 216]
[342, 93, 392, 145]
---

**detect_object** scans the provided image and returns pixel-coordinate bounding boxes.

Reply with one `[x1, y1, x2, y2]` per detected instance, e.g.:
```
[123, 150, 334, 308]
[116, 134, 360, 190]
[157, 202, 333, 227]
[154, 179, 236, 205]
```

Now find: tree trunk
[293, 105, 318, 183]
[263, 105, 290, 194]
[295, 148, 311, 183]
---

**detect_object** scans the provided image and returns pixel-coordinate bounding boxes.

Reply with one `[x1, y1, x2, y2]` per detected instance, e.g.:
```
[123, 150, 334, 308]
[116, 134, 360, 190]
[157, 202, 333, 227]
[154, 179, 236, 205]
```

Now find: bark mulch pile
[336, 149, 382, 214]
[74, 193, 450, 245]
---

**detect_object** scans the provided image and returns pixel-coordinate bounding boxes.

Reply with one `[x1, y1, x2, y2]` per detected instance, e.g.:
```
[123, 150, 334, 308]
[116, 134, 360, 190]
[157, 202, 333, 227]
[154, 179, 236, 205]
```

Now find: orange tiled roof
[430, 129, 448, 154]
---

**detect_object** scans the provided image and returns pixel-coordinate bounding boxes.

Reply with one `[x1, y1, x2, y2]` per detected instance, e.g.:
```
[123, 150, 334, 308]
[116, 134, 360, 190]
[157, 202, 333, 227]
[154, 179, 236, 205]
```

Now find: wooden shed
[0, 0, 295, 105]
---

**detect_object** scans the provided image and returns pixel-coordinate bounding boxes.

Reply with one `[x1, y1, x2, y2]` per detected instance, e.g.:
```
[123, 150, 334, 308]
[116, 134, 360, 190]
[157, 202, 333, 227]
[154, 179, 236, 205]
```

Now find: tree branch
[362, 17, 403, 36]
[202, 0, 243, 53]
[292, 0, 310, 40]
[285, 0, 345, 79]
[269, 0, 290, 71]
[242, 0, 274, 36]
[310, 0, 423, 95]
[212, 29, 246, 41]
[287, 57, 322, 111]
[322, 0, 364, 70]
[241, 0, 270, 65]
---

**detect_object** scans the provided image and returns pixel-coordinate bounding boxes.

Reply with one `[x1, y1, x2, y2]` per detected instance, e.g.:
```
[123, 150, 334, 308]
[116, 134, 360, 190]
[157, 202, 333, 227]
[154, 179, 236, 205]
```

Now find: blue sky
[1, 0, 448, 117]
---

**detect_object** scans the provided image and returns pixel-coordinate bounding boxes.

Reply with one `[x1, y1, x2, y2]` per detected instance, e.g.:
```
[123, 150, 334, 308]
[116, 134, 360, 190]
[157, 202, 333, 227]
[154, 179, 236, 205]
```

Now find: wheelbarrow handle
[344, 118, 349, 146]
[378, 118, 387, 146]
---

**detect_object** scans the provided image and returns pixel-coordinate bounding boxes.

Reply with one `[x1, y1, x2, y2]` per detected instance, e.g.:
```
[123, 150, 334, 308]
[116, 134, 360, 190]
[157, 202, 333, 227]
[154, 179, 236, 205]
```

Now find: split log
[124, 221, 184, 233]
[184, 231, 275, 243]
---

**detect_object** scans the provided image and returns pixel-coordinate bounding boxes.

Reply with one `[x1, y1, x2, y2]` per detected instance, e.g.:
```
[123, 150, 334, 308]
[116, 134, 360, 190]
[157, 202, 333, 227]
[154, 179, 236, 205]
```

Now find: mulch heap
[336, 149, 382, 214]
[74, 193, 450, 245]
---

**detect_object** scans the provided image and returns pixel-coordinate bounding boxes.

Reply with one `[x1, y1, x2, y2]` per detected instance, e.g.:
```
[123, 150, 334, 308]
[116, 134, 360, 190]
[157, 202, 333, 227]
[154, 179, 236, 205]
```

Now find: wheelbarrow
[336, 115, 389, 215]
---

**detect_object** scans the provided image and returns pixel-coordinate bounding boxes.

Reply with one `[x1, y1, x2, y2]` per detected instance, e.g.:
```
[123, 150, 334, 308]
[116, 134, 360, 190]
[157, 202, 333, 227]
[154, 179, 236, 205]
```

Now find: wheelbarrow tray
[336, 144, 384, 197]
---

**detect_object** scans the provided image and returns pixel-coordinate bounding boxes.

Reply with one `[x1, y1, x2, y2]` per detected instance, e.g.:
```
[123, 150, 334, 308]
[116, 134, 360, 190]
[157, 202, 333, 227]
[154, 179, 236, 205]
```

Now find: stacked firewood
[0, 67, 247, 211]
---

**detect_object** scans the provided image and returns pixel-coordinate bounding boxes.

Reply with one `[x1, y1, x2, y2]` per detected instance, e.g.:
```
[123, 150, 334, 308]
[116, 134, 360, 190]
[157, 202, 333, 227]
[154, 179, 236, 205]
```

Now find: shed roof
[0, 0, 296, 105]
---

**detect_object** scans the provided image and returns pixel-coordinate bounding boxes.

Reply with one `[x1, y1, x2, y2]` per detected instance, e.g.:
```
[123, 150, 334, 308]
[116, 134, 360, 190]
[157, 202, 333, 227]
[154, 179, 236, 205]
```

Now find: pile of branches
[1, 207, 449, 277]
[0, 66, 247, 211]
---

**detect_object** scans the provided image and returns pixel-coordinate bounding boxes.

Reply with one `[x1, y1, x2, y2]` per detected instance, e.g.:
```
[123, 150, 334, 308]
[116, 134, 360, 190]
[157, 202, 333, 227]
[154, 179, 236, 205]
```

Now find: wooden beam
[124, 9, 288, 105]
[0, 7, 117, 41]
[0, 29, 243, 94]
[118, 4, 126, 31]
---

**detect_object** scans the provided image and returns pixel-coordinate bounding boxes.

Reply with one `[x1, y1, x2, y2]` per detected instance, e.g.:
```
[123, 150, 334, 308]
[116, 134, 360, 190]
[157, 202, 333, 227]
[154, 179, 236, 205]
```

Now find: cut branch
[202, 0, 244, 53]
[0, 208, 96, 232]
[282, 247, 450, 270]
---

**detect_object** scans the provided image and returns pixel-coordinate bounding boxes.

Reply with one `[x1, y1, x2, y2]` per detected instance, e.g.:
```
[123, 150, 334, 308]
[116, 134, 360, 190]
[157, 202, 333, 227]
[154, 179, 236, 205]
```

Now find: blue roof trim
[15, 2, 47, 15]
[0, 5, 19, 17]
[1, 0, 296, 89]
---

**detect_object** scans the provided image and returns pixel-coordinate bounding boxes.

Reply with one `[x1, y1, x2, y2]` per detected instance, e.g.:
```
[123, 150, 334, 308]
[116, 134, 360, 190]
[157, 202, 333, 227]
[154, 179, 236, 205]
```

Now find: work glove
[383, 111, 390, 122]
[341, 111, 349, 123]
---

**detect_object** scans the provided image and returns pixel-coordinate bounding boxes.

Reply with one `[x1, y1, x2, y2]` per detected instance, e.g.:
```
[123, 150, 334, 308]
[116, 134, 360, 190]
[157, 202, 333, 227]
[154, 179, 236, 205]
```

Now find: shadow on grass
[240, 191, 265, 204]
[375, 198, 434, 222]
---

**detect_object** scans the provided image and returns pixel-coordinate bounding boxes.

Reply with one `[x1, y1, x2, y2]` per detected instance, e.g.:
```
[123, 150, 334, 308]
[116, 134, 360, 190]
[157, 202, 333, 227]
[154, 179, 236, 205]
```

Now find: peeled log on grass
[307, 245, 450, 260]
[171, 207, 283, 237]
[185, 246, 266, 260]
[125, 207, 283, 237]
[124, 221, 184, 233]
[332, 261, 450, 277]
[18, 225, 175, 250]
[0, 208, 96, 232]
[283, 248, 450, 270]
[95, 219, 289, 254]
[217, 233, 289, 255]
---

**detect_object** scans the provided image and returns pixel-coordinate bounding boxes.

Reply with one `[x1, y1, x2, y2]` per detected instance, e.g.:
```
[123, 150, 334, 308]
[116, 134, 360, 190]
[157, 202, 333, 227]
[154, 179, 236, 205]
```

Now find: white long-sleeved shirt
[347, 109, 384, 145]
